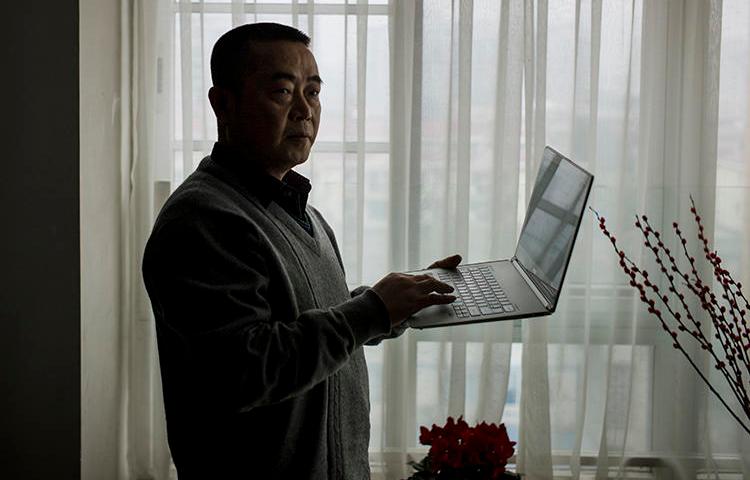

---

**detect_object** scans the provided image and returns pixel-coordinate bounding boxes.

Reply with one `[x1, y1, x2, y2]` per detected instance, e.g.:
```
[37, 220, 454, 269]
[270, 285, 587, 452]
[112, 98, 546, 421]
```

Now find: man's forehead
[246, 40, 319, 78]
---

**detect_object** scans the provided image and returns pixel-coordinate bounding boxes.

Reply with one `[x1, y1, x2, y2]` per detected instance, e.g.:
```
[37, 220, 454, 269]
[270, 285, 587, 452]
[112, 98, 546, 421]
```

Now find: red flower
[419, 426, 433, 445]
[418, 416, 516, 479]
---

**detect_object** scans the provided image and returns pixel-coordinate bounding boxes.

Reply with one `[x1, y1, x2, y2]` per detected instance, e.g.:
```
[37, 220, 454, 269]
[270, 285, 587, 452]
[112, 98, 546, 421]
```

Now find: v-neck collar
[210, 142, 312, 217]
[200, 155, 322, 255]
[267, 202, 321, 256]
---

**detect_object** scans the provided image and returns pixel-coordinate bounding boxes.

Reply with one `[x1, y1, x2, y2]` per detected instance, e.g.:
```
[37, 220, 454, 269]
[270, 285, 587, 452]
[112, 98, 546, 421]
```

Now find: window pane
[365, 15, 389, 142]
[312, 15, 346, 143]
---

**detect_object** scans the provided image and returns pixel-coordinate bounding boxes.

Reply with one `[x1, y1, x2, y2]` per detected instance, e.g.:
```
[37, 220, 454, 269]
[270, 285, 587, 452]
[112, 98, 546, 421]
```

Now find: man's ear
[208, 85, 235, 129]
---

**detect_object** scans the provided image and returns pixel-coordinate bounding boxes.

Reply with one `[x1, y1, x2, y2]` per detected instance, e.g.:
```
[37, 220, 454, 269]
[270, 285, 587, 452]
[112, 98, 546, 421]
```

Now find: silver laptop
[407, 147, 593, 329]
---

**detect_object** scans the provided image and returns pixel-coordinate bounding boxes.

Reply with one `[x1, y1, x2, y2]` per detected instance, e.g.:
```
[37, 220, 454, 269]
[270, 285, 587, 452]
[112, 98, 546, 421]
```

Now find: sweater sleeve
[142, 207, 391, 412]
[350, 285, 409, 345]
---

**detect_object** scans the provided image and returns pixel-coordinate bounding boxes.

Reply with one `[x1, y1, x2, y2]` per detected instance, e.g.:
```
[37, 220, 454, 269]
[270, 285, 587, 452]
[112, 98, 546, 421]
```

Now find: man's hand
[371, 254, 463, 326]
[428, 253, 462, 270]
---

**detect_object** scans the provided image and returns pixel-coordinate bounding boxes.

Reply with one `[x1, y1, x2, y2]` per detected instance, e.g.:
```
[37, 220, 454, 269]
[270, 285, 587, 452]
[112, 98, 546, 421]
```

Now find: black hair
[210, 22, 311, 93]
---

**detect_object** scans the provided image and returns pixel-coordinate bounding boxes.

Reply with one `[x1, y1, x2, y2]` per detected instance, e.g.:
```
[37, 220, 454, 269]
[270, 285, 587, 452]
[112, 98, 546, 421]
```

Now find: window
[163, 1, 749, 477]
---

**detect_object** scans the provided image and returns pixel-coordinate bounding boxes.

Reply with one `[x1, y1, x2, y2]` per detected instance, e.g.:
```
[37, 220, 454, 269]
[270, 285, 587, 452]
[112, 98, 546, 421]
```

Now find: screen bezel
[513, 147, 594, 311]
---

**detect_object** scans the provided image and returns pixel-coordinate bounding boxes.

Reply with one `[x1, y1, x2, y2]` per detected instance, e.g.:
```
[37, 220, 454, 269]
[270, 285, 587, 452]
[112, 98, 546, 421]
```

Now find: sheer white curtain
[120, 1, 750, 479]
[118, 0, 173, 479]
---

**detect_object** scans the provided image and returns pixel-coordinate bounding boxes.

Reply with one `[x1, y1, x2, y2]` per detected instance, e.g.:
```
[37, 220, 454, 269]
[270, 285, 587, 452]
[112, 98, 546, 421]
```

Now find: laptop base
[407, 259, 551, 329]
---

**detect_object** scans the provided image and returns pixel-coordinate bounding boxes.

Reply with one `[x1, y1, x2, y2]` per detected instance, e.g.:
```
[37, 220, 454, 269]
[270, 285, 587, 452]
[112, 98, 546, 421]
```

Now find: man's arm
[350, 255, 462, 346]
[350, 286, 408, 345]
[143, 208, 391, 412]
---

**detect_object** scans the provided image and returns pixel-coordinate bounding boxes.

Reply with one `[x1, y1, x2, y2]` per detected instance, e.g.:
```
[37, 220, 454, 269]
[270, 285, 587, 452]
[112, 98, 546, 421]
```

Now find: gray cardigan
[142, 155, 392, 479]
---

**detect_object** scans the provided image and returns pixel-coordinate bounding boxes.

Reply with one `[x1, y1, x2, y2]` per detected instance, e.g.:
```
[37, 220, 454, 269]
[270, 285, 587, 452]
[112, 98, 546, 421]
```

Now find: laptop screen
[514, 148, 593, 304]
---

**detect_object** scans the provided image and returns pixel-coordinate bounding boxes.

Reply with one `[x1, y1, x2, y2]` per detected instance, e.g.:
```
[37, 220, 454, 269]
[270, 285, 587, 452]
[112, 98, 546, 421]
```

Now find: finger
[421, 292, 457, 307]
[417, 278, 454, 294]
[427, 254, 463, 270]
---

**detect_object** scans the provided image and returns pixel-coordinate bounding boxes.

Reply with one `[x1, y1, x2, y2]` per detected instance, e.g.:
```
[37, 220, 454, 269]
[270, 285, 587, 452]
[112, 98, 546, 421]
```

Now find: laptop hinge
[511, 257, 553, 311]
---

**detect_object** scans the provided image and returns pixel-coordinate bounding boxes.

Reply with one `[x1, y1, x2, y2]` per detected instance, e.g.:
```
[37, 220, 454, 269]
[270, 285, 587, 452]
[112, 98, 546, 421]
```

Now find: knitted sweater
[142, 155, 392, 479]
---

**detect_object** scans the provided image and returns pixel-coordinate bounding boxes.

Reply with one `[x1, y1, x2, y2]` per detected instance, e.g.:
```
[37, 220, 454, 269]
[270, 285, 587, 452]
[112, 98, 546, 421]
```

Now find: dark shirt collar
[209, 142, 312, 216]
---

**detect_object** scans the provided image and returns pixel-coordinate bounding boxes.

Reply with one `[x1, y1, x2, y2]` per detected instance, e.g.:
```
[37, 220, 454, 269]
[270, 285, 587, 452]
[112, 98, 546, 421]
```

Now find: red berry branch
[591, 196, 750, 436]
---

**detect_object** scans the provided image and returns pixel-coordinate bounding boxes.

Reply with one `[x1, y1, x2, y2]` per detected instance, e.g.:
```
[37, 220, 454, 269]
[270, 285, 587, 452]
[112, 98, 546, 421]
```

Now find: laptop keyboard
[437, 265, 515, 318]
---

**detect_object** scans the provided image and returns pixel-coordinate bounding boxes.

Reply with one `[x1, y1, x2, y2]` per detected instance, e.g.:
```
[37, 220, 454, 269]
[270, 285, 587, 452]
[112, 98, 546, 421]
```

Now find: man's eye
[275, 88, 292, 95]
[308, 90, 320, 98]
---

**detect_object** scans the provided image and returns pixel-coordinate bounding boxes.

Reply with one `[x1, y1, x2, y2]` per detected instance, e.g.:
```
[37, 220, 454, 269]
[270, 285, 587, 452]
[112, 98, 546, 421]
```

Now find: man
[142, 23, 461, 479]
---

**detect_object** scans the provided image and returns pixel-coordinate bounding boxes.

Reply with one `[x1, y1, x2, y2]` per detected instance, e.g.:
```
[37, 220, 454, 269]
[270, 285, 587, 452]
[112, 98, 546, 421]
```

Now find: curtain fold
[119, 1, 173, 479]
[518, 2, 554, 478]
[117, 1, 750, 479]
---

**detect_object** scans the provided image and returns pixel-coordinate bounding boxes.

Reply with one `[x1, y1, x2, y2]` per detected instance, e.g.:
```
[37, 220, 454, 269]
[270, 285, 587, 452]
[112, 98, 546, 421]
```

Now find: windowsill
[369, 451, 746, 479]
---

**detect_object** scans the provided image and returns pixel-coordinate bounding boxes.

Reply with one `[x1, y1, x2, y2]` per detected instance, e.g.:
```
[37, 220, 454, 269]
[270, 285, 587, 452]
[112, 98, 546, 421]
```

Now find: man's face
[225, 40, 322, 176]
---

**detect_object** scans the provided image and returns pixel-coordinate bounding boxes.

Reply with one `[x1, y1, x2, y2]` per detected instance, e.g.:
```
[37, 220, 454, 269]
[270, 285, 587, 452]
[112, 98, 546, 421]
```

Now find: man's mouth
[286, 133, 310, 139]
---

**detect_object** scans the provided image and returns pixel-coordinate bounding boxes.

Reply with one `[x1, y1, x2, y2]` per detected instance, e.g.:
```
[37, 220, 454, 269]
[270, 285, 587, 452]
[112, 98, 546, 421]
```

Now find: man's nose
[290, 92, 313, 121]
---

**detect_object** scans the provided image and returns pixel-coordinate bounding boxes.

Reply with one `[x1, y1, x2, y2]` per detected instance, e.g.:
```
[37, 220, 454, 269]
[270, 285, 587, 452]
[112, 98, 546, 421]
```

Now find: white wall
[80, 0, 122, 478]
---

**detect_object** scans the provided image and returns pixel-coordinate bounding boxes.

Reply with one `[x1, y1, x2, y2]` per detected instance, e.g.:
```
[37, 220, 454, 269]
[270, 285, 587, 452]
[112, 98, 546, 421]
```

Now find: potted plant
[405, 416, 521, 480]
